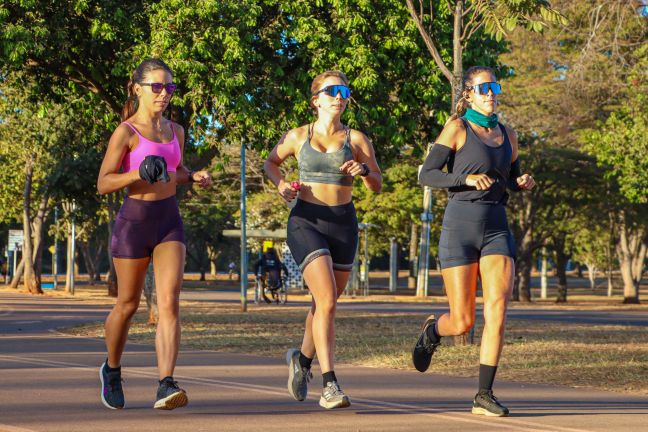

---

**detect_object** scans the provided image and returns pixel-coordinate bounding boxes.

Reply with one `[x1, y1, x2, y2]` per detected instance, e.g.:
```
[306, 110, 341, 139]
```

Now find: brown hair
[121, 58, 173, 121]
[309, 70, 350, 112]
[447, 66, 496, 123]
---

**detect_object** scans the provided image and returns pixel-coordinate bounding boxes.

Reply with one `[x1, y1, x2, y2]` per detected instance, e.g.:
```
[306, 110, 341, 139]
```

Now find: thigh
[333, 270, 351, 297]
[113, 257, 150, 303]
[152, 241, 186, 305]
[302, 255, 337, 304]
[479, 255, 514, 306]
[441, 263, 479, 318]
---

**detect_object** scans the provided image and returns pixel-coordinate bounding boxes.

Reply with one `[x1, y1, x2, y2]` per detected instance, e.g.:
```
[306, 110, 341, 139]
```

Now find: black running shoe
[472, 390, 509, 417]
[99, 361, 125, 409]
[412, 316, 440, 372]
[154, 377, 188, 410]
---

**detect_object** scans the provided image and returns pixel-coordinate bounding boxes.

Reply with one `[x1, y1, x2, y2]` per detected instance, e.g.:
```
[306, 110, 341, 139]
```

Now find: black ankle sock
[299, 352, 313, 369]
[425, 322, 441, 344]
[105, 359, 121, 372]
[478, 364, 498, 393]
[322, 371, 337, 387]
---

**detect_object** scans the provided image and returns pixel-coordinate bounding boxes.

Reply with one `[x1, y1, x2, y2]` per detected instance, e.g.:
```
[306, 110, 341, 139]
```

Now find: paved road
[180, 288, 648, 327]
[1, 291, 648, 432]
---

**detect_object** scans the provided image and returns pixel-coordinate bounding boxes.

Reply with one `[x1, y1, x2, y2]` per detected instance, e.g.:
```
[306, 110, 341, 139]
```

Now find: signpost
[8, 230, 24, 284]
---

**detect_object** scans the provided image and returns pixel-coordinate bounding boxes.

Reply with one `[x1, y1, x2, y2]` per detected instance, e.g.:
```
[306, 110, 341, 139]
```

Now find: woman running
[264, 71, 382, 409]
[412, 66, 535, 417]
[97, 58, 212, 410]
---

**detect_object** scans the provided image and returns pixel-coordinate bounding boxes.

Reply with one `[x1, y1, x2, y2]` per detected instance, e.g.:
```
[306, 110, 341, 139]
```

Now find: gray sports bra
[298, 124, 354, 186]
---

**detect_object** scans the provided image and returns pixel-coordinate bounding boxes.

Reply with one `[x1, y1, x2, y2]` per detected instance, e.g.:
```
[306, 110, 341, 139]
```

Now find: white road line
[0, 424, 39, 432]
[0, 354, 593, 432]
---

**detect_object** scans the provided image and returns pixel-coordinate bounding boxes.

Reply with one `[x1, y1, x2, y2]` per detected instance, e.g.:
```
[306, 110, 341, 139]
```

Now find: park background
[0, 0, 646, 305]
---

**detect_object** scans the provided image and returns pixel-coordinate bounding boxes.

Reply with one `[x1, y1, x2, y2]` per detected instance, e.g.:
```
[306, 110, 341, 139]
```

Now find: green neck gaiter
[462, 108, 498, 129]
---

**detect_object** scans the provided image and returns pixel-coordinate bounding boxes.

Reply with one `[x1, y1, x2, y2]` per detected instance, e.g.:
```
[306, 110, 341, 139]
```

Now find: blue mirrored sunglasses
[313, 85, 351, 99]
[469, 82, 501, 96]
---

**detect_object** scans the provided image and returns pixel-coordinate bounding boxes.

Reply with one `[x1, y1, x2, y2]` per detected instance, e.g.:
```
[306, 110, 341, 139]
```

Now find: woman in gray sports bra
[411, 66, 535, 417]
[264, 70, 381, 410]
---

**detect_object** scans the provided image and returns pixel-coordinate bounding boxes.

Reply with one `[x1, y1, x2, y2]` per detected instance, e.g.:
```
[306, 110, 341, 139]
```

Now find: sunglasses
[468, 82, 501, 96]
[139, 82, 177, 95]
[313, 85, 351, 99]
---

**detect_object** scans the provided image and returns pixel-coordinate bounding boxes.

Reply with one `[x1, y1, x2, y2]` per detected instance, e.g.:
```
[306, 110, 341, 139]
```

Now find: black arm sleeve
[507, 158, 522, 192]
[418, 144, 467, 188]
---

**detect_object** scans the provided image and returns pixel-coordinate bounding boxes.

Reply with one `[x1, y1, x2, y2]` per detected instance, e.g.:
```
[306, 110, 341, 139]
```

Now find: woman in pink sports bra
[97, 58, 212, 411]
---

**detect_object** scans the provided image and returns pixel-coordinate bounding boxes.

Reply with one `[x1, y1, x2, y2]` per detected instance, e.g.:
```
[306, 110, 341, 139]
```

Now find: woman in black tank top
[412, 66, 535, 417]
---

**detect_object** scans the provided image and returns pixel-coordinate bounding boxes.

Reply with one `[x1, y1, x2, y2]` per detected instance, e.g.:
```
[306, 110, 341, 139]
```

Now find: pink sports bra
[120, 122, 181, 173]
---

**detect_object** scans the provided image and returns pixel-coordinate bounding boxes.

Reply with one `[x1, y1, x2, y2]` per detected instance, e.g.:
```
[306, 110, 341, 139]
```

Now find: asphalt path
[1, 291, 648, 432]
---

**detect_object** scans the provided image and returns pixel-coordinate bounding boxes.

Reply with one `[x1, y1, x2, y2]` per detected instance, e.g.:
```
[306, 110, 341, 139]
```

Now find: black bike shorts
[287, 199, 358, 272]
[438, 199, 516, 269]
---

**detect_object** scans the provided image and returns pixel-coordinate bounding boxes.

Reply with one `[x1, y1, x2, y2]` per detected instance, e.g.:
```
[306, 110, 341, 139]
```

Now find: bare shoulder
[349, 128, 372, 147]
[171, 121, 185, 137]
[502, 124, 518, 142]
[444, 118, 466, 135]
[282, 124, 309, 148]
[436, 117, 466, 149]
[111, 122, 136, 149]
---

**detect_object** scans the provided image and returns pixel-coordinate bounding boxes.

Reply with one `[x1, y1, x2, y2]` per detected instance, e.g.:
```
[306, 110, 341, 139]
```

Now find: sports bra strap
[122, 121, 142, 136]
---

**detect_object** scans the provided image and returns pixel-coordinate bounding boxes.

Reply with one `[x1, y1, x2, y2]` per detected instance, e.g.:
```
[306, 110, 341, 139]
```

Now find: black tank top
[447, 119, 513, 203]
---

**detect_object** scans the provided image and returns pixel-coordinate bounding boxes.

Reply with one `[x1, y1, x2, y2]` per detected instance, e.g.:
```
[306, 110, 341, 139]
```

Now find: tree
[404, 0, 565, 108]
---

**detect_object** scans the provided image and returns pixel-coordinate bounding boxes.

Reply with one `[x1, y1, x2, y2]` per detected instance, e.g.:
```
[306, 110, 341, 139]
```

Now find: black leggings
[287, 199, 358, 272]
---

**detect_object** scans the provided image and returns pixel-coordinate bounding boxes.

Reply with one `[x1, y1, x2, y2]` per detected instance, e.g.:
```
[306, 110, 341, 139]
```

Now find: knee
[114, 300, 139, 320]
[450, 314, 474, 335]
[157, 295, 180, 318]
[484, 301, 507, 328]
[316, 297, 336, 317]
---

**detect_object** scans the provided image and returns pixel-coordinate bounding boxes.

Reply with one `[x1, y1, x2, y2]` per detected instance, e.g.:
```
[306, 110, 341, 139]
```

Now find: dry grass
[64, 301, 648, 396]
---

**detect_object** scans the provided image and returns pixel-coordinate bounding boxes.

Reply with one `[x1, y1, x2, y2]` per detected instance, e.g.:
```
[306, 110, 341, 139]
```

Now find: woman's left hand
[191, 170, 212, 188]
[516, 174, 535, 190]
[339, 160, 366, 177]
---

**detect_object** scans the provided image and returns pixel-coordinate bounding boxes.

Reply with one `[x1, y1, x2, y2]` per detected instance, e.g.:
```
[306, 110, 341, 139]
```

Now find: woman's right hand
[277, 179, 299, 202]
[465, 174, 495, 190]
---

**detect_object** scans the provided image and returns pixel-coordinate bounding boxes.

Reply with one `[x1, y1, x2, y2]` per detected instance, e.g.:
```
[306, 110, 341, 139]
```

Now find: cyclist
[254, 248, 288, 303]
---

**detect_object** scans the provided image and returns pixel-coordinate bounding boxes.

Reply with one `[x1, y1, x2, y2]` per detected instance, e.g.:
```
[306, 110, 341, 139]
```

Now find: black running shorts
[287, 199, 358, 272]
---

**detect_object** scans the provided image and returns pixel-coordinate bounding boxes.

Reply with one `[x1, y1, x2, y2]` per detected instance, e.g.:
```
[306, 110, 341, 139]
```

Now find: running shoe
[154, 377, 188, 410]
[319, 381, 351, 409]
[412, 315, 441, 372]
[472, 390, 509, 417]
[286, 348, 312, 401]
[99, 360, 125, 409]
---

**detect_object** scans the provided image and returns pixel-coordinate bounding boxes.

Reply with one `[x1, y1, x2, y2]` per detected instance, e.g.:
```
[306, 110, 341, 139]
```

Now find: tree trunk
[576, 262, 583, 278]
[207, 245, 219, 276]
[80, 242, 95, 282]
[585, 262, 597, 291]
[107, 193, 118, 297]
[616, 211, 644, 304]
[555, 247, 569, 303]
[451, 0, 464, 111]
[408, 223, 418, 289]
[516, 252, 533, 303]
[9, 257, 24, 288]
[22, 153, 43, 295]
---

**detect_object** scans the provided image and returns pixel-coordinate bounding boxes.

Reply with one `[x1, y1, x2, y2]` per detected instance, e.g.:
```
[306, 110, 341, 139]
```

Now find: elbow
[97, 180, 107, 195]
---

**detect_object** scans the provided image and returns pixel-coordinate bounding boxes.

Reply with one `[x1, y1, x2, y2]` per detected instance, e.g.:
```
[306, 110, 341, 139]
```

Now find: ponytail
[120, 79, 138, 121]
[120, 58, 173, 121]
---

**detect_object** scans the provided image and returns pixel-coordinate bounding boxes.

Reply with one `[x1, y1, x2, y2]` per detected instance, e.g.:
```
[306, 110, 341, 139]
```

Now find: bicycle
[254, 273, 288, 305]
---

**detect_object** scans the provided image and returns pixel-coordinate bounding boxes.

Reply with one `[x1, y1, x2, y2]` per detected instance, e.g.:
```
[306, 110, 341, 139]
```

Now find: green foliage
[582, 45, 648, 204]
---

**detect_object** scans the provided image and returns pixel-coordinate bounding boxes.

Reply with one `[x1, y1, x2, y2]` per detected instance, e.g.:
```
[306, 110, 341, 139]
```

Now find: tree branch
[405, 0, 453, 83]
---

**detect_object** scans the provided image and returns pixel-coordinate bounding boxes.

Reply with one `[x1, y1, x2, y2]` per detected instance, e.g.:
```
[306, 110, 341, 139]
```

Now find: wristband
[360, 163, 370, 177]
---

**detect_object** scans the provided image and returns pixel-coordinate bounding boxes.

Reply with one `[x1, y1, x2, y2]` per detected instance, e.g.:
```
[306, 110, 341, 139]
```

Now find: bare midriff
[298, 182, 353, 206]
[126, 172, 177, 201]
